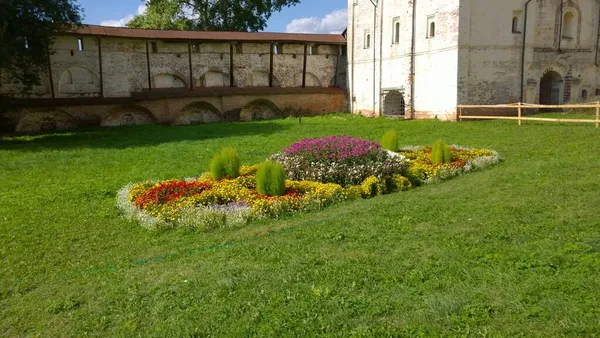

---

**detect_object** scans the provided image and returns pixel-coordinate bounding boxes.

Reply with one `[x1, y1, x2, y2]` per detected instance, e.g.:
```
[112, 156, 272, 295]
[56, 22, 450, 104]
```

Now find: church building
[346, 0, 600, 119]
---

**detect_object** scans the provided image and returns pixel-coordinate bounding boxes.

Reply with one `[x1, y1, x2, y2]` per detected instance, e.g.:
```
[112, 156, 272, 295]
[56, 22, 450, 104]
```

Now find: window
[309, 45, 318, 55]
[77, 38, 84, 51]
[596, 88, 600, 96]
[151, 42, 158, 53]
[562, 11, 575, 39]
[427, 16, 436, 39]
[273, 45, 279, 54]
[24, 38, 29, 49]
[512, 10, 522, 33]
[582, 89, 588, 100]
[364, 30, 371, 49]
[392, 18, 400, 44]
[236, 43, 243, 54]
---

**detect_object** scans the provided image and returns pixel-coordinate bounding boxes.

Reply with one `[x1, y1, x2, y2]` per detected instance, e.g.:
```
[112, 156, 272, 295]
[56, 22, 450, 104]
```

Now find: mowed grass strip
[1, 115, 599, 337]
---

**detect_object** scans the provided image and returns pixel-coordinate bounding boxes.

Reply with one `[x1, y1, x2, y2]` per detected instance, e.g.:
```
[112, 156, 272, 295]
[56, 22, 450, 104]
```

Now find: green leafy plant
[431, 139, 453, 165]
[381, 130, 400, 151]
[210, 147, 240, 180]
[256, 161, 286, 196]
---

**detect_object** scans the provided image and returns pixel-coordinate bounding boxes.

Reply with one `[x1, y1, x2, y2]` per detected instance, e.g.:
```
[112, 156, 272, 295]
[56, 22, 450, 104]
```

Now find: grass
[1, 114, 599, 337]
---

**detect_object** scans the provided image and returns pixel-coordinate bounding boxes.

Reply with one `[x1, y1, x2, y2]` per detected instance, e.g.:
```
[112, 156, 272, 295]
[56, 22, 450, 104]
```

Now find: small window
[309, 45, 318, 55]
[428, 22, 436, 38]
[24, 39, 29, 49]
[595, 88, 600, 96]
[236, 43, 243, 54]
[582, 89, 588, 100]
[512, 17, 520, 33]
[340, 46, 347, 56]
[151, 42, 158, 53]
[365, 31, 371, 49]
[273, 45, 278, 54]
[394, 22, 400, 44]
[562, 11, 575, 39]
[77, 38, 84, 51]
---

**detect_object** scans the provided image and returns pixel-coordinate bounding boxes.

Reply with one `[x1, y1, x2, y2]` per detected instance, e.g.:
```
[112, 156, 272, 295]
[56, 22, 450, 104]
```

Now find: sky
[77, 0, 348, 34]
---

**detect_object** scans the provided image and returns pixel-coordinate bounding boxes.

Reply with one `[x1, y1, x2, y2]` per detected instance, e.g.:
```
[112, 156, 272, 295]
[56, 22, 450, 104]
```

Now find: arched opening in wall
[512, 17, 520, 33]
[101, 105, 156, 127]
[151, 74, 186, 89]
[293, 72, 322, 87]
[581, 89, 588, 100]
[428, 22, 436, 38]
[197, 70, 228, 87]
[539, 71, 563, 108]
[596, 88, 600, 96]
[15, 109, 78, 133]
[239, 99, 281, 122]
[58, 66, 100, 94]
[394, 22, 400, 44]
[383, 90, 406, 116]
[172, 102, 221, 125]
[562, 11, 576, 39]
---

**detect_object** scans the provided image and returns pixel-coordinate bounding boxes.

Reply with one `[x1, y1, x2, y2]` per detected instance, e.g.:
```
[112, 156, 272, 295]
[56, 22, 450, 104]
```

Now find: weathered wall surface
[5, 91, 346, 133]
[1, 32, 347, 133]
[347, 0, 460, 119]
[459, 0, 600, 106]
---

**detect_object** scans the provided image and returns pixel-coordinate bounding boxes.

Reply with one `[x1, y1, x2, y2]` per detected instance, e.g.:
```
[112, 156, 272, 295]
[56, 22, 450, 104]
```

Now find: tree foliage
[0, 0, 82, 94]
[128, 0, 300, 32]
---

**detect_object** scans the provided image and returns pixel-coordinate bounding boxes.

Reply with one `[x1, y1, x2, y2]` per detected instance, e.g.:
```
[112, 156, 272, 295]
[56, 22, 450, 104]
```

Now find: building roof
[67, 25, 347, 44]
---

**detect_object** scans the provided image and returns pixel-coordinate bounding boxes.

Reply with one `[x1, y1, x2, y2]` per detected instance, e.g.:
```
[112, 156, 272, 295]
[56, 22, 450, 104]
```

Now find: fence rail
[457, 102, 600, 128]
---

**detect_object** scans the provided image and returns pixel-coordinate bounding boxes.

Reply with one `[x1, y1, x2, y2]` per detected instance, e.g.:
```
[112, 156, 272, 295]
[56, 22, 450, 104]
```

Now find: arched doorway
[539, 71, 563, 106]
[383, 90, 406, 116]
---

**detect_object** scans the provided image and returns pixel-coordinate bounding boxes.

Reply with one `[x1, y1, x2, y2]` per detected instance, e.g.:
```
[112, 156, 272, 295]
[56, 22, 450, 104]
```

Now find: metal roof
[68, 25, 347, 44]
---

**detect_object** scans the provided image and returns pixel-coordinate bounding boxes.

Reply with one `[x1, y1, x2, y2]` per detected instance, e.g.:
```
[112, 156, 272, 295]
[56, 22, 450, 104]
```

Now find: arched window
[596, 88, 600, 96]
[582, 89, 588, 100]
[562, 11, 575, 39]
[394, 22, 400, 44]
[512, 16, 520, 33]
[365, 33, 371, 48]
[429, 22, 436, 38]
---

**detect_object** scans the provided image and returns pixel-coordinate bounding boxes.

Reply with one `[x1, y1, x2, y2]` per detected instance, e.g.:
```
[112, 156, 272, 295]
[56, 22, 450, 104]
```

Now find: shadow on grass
[0, 121, 292, 151]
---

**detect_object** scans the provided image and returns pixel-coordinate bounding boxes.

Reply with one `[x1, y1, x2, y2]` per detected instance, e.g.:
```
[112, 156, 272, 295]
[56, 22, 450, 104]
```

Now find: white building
[347, 0, 600, 119]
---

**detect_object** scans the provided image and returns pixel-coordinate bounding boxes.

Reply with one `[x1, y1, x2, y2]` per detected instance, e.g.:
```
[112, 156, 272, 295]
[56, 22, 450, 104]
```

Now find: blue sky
[78, 0, 348, 33]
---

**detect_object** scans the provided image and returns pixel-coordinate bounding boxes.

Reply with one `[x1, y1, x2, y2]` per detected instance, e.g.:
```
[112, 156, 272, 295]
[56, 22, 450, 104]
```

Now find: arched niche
[58, 66, 100, 94]
[101, 106, 156, 127]
[172, 101, 222, 125]
[197, 70, 228, 87]
[293, 72, 322, 87]
[15, 109, 77, 133]
[150, 74, 186, 89]
[239, 99, 281, 122]
[249, 71, 280, 87]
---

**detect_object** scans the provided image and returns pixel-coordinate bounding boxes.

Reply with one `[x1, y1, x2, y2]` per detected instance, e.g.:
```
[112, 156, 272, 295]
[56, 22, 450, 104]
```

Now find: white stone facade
[347, 0, 600, 119]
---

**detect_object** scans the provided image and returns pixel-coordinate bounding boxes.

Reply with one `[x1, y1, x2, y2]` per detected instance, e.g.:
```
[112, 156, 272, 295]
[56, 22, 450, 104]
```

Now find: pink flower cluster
[283, 135, 381, 163]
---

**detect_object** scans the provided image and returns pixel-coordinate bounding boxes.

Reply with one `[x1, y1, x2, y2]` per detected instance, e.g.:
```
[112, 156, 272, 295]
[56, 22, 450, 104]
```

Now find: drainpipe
[595, 2, 600, 66]
[558, 0, 564, 53]
[378, 0, 384, 117]
[350, 1, 357, 113]
[520, 0, 533, 103]
[410, 0, 416, 118]
[369, 0, 378, 116]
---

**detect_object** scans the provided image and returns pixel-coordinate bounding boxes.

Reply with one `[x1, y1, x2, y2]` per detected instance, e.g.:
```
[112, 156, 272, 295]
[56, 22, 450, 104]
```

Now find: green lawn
[1, 115, 599, 337]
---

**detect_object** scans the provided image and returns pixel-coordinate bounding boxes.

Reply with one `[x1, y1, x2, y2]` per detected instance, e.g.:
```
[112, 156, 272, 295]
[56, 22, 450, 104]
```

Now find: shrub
[256, 161, 286, 196]
[210, 147, 240, 180]
[431, 139, 453, 165]
[388, 174, 412, 192]
[381, 130, 400, 151]
[360, 176, 386, 198]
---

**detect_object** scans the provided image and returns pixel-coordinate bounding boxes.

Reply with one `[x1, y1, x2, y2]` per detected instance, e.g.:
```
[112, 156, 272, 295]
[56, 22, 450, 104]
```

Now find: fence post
[596, 101, 599, 129]
[457, 106, 462, 122]
[518, 102, 522, 126]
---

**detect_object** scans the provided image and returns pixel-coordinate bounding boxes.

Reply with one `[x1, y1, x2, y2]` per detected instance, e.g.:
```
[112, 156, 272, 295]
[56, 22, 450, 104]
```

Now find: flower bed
[116, 135, 501, 231]
[270, 135, 407, 186]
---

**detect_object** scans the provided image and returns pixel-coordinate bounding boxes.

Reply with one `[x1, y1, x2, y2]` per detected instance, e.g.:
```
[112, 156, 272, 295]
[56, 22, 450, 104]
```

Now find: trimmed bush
[210, 148, 241, 180]
[256, 161, 286, 196]
[381, 130, 400, 152]
[431, 139, 453, 165]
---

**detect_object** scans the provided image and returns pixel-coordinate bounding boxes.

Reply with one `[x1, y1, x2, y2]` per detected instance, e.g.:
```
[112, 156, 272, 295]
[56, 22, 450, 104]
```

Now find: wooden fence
[457, 102, 600, 128]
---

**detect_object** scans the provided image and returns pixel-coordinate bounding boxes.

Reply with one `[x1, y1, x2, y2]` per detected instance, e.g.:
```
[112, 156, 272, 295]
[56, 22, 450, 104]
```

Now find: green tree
[127, 0, 193, 30]
[0, 0, 82, 94]
[129, 0, 301, 32]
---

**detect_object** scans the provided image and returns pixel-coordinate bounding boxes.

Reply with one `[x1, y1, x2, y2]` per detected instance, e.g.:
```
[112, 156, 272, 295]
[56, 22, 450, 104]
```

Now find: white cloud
[100, 4, 147, 27]
[285, 9, 347, 34]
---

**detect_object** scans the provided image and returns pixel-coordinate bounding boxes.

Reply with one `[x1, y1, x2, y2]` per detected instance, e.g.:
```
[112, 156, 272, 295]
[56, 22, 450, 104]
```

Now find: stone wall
[1, 31, 347, 133]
